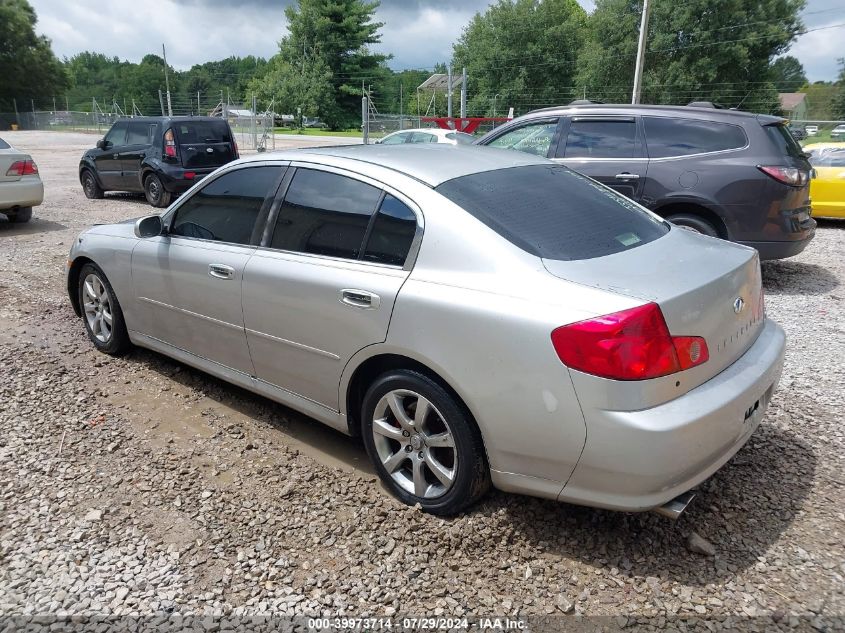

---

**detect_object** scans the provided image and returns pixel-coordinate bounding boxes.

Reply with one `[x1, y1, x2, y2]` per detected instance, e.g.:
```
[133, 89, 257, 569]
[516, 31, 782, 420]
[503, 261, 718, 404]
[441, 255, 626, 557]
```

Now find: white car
[376, 128, 474, 145]
[805, 125, 819, 137]
[0, 137, 43, 223]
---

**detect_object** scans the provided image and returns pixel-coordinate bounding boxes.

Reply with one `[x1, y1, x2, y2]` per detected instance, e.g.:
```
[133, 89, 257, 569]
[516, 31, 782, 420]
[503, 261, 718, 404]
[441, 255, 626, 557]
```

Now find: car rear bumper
[159, 167, 216, 193]
[557, 319, 785, 512]
[740, 231, 814, 260]
[0, 178, 44, 210]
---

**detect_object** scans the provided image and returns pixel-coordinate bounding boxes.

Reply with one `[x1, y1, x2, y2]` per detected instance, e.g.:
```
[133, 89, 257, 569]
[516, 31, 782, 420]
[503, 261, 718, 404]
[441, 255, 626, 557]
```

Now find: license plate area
[743, 382, 775, 425]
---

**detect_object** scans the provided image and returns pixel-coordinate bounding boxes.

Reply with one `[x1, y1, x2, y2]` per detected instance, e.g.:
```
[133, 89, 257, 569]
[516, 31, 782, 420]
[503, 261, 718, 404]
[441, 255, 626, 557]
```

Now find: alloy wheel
[82, 273, 113, 343]
[371, 389, 457, 499]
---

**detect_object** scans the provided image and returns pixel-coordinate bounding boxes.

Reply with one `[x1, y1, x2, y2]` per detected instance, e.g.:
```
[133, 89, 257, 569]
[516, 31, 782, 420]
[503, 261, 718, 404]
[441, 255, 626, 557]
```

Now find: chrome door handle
[615, 173, 640, 180]
[208, 263, 235, 280]
[340, 289, 380, 309]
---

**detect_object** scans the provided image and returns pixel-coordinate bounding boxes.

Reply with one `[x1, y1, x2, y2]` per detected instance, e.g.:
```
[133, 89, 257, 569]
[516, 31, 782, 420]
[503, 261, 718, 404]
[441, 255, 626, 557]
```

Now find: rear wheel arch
[653, 201, 730, 239]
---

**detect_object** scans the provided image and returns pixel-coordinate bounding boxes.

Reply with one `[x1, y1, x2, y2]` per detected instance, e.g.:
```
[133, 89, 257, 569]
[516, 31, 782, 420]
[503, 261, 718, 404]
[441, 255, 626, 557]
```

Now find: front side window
[104, 122, 128, 146]
[561, 119, 638, 159]
[381, 132, 409, 145]
[361, 194, 417, 266]
[170, 166, 283, 245]
[487, 121, 559, 157]
[270, 169, 381, 259]
[808, 147, 845, 167]
[644, 117, 747, 158]
[409, 132, 437, 143]
[436, 164, 668, 261]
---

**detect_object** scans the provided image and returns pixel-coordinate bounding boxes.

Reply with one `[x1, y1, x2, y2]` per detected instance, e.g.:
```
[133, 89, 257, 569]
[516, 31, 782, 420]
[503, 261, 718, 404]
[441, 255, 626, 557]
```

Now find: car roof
[518, 103, 783, 125]
[239, 144, 549, 187]
[387, 128, 458, 137]
[111, 116, 225, 124]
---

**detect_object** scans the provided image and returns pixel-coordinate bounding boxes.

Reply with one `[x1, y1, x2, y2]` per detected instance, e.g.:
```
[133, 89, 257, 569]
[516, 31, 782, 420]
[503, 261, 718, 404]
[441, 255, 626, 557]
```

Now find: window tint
[561, 120, 637, 158]
[362, 195, 417, 266]
[381, 132, 408, 145]
[764, 123, 806, 159]
[643, 117, 747, 157]
[104, 122, 127, 146]
[171, 166, 282, 244]
[487, 121, 558, 156]
[175, 120, 231, 143]
[271, 169, 381, 259]
[126, 122, 154, 145]
[436, 164, 668, 261]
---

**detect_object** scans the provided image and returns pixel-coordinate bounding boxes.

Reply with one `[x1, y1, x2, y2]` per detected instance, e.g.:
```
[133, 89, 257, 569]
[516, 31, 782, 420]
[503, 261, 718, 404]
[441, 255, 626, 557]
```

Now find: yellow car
[804, 143, 845, 219]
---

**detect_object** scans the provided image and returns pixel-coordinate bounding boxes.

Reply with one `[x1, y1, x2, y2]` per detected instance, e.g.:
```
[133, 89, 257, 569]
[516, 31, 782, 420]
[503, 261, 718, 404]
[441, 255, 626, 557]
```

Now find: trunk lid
[172, 120, 237, 168]
[543, 228, 764, 386]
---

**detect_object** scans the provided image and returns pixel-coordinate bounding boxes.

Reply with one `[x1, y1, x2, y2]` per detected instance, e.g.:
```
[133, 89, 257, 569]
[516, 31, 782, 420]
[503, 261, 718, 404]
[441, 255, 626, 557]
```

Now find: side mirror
[96, 139, 106, 150]
[134, 214, 164, 239]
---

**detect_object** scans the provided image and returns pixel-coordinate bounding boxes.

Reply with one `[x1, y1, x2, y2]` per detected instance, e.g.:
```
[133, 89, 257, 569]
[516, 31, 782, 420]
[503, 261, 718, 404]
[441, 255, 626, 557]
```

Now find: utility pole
[399, 82, 403, 130]
[362, 92, 369, 145]
[53, 97, 56, 113]
[447, 65, 453, 119]
[158, 90, 166, 116]
[13, 98, 19, 127]
[460, 67, 467, 119]
[197, 91, 201, 115]
[631, 0, 651, 104]
[162, 44, 173, 116]
[65, 95, 69, 112]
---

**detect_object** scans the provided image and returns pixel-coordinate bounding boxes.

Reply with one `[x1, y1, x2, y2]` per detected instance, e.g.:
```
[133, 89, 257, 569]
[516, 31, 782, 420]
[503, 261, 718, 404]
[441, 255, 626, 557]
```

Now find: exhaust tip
[652, 491, 696, 520]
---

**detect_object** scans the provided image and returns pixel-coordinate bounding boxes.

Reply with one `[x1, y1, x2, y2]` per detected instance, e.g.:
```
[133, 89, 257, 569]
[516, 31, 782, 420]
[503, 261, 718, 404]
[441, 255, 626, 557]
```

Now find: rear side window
[175, 120, 232, 143]
[271, 169, 381, 259]
[0, 138, 9, 149]
[644, 117, 747, 157]
[560, 119, 638, 158]
[126, 122, 155, 145]
[362, 194, 417, 266]
[171, 166, 282, 245]
[436, 164, 668, 261]
[764, 123, 806, 159]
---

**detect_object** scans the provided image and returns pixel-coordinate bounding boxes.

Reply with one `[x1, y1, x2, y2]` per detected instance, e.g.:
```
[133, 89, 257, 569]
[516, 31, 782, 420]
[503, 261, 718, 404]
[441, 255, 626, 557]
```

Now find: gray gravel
[0, 131, 843, 628]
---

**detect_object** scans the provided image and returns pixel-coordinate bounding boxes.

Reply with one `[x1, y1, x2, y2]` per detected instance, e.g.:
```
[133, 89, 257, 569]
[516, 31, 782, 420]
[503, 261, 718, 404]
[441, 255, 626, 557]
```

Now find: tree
[576, 0, 806, 114]
[452, 0, 588, 116]
[770, 55, 807, 92]
[270, 0, 389, 128]
[832, 59, 845, 120]
[247, 54, 333, 124]
[0, 0, 68, 111]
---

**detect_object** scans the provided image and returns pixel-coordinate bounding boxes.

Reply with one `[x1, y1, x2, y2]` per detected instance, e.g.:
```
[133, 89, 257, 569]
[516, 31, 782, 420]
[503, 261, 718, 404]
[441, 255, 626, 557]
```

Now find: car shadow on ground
[123, 345, 815, 588]
[762, 260, 839, 296]
[0, 215, 66, 236]
[129, 347, 375, 476]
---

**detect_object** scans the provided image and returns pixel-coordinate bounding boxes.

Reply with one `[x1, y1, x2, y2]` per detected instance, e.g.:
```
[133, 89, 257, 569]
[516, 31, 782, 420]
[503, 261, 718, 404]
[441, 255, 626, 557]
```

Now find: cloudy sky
[30, 0, 844, 81]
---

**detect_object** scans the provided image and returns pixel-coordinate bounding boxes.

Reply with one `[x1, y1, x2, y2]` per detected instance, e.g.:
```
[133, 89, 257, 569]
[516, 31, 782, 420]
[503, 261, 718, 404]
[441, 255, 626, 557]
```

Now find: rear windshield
[435, 164, 668, 261]
[0, 138, 9, 149]
[174, 120, 232, 144]
[446, 132, 475, 145]
[764, 123, 805, 159]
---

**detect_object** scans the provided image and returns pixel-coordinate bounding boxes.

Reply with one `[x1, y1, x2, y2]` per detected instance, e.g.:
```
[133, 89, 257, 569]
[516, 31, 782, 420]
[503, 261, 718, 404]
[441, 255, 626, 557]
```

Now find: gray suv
[476, 103, 815, 259]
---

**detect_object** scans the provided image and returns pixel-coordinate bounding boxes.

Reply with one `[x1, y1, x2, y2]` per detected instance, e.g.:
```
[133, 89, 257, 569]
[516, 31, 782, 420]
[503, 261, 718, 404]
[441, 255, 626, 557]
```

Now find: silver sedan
[0, 136, 43, 223]
[67, 145, 785, 516]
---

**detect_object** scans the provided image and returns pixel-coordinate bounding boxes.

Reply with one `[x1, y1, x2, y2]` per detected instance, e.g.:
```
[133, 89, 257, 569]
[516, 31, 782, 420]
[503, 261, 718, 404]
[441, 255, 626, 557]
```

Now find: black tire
[8, 207, 32, 223]
[81, 170, 104, 199]
[361, 370, 490, 515]
[666, 213, 720, 238]
[144, 173, 172, 208]
[77, 263, 131, 356]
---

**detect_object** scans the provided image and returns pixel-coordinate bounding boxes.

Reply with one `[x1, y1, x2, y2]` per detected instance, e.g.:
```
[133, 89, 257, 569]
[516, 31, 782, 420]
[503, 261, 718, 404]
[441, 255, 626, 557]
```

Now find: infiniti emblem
[733, 296, 745, 314]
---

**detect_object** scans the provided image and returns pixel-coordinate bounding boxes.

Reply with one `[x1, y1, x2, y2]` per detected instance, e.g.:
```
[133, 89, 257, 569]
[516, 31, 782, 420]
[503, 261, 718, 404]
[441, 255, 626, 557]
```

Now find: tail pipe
[652, 491, 696, 520]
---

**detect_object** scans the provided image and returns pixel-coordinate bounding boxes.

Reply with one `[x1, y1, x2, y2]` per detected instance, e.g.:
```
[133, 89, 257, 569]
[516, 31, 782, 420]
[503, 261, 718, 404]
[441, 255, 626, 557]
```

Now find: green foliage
[0, 0, 68, 110]
[770, 55, 807, 92]
[247, 54, 333, 123]
[832, 59, 845, 120]
[576, 0, 806, 114]
[802, 81, 837, 120]
[264, 0, 389, 128]
[452, 0, 588, 116]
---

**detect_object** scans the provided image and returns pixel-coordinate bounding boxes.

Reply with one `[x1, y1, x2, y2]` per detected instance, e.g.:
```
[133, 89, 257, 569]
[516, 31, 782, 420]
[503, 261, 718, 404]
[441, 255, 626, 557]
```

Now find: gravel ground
[0, 131, 843, 630]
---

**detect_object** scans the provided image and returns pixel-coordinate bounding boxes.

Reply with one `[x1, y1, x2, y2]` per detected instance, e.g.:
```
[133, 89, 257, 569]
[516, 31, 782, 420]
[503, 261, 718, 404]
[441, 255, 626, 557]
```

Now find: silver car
[0, 136, 44, 223]
[67, 145, 785, 517]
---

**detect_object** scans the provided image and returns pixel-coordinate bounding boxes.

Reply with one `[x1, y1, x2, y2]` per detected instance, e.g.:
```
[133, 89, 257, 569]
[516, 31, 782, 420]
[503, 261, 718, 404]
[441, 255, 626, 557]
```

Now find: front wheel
[78, 263, 131, 356]
[81, 170, 104, 199]
[361, 370, 490, 515]
[144, 173, 172, 208]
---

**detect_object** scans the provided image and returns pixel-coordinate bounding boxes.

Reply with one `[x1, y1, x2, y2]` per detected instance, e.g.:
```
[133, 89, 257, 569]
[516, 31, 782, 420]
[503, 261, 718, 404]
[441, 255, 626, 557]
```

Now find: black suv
[79, 116, 238, 207]
[476, 103, 815, 259]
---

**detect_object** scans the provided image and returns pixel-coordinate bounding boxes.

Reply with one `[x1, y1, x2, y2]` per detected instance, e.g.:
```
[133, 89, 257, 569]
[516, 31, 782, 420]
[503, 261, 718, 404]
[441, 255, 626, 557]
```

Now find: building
[778, 93, 809, 121]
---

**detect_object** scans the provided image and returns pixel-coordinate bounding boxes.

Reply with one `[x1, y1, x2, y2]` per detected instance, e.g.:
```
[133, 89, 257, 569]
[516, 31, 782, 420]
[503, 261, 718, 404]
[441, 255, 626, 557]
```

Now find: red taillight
[551, 303, 709, 381]
[757, 165, 808, 186]
[184, 171, 195, 180]
[164, 128, 177, 158]
[6, 159, 38, 176]
[233, 139, 239, 158]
